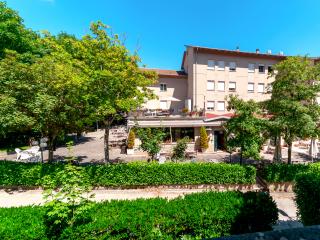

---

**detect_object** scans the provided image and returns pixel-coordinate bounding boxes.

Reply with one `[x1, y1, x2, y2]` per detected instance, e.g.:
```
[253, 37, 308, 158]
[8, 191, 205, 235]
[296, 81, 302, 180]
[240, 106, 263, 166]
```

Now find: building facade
[128, 46, 286, 152]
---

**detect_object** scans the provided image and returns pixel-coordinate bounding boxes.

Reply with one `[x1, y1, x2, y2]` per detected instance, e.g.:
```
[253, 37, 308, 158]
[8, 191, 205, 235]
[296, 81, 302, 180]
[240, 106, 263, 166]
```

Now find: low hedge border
[259, 163, 320, 184]
[0, 161, 256, 188]
[0, 191, 278, 239]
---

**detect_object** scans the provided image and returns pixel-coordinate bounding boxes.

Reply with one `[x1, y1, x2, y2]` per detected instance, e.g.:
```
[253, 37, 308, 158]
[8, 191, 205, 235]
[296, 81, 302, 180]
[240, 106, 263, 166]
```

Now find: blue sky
[5, 0, 320, 69]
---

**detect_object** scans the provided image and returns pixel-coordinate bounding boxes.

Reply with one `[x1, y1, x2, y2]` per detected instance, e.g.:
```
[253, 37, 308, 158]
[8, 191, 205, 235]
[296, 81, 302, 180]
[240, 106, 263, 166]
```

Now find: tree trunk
[273, 134, 282, 163]
[104, 123, 110, 163]
[47, 135, 55, 163]
[287, 141, 292, 164]
[240, 148, 243, 165]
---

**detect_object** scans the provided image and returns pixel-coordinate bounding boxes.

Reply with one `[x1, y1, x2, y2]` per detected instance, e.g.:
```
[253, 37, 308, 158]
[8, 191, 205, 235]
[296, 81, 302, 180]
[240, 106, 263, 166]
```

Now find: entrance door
[213, 130, 225, 151]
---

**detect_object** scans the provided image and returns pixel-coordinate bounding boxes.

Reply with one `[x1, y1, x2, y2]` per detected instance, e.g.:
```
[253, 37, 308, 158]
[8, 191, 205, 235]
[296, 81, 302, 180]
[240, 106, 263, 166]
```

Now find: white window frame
[207, 60, 215, 70]
[248, 63, 255, 73]
[207, 80, 215, 91]
[258, 64, 265, 74]
[217, 101, 225, 111]
[217, 61, 225, 71]
[229, 82, 236, 92]
[206, 101, 215, 111]
[229, 62, 236, 71]
[258, 83, 265, 93]
[160, 100, 167, 109]
[217, 81, 225, 91]
[160, 83, 167, 92]
[248, 82, 254, 92]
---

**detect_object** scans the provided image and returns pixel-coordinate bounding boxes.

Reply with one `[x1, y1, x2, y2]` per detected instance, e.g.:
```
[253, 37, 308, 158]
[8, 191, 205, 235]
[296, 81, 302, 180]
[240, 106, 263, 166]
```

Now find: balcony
[128, 108, 205, 119]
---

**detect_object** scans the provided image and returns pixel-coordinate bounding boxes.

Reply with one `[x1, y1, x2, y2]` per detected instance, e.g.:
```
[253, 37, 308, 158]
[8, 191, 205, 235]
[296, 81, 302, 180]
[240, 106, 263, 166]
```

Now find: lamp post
[39, 137, 48, 163]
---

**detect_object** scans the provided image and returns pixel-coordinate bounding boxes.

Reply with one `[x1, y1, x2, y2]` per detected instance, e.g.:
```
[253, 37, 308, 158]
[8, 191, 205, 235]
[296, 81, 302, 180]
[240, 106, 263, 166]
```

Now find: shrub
[294, 172, 320, 226]
[199, 126, 209, 150]
[0, 191, 278, 239]
[260, 163, 320, 183]
[171, 137, 189, 161]
[0, 161, 256, 187]
[127, 129, 135, 149]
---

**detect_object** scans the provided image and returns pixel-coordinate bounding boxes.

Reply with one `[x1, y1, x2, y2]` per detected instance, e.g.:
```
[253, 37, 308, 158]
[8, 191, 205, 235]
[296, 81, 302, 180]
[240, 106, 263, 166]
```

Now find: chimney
[256, 48, 260, 54]
[279, 51, 284, 56]
[236, 46, 240, 52]
[267, 50, 272, 54]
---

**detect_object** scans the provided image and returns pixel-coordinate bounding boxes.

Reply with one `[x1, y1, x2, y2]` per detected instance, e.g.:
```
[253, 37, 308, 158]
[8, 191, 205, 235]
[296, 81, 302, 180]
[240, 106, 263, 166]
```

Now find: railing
[128, 109, 205, 118]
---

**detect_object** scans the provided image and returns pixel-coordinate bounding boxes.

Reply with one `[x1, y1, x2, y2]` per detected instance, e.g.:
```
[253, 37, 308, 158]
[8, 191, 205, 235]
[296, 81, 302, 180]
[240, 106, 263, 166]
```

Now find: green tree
[266, 57, 320, 164]
[225, 95, 266, 163]
[0, 1, 40, 58]
[172, 137, 189, 161]
[0, 36, 87, 161]
[135, 128, 166, 161]
[199, 126, 209, 151]
[75, 22, 157, 162]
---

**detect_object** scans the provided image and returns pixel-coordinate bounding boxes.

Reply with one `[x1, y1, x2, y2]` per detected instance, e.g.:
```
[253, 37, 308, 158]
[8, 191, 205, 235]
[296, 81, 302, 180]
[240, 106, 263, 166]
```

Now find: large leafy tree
[266, 57, 320, 164]
[0, 1, 40, 58]
[0, 35, 87, 161]
[225, 95, 267, 163]
[72, 22, 157, 162]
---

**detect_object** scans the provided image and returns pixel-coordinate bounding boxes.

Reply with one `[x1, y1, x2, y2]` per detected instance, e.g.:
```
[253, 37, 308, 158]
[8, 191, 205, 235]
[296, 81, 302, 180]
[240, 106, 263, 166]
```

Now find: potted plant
[181, 108, 189, 116]
[199, 126, 209, 152]
[127, 129, 135, 155]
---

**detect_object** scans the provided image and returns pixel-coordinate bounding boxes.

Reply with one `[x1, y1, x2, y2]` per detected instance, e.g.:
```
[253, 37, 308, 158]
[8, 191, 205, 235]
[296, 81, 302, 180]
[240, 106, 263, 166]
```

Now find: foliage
[0, 2, 40, 58]
[0, 191, 278, 239]
[294, 172, 320, 226]
[0, 161, 256, 187]
[42, 142, 94, 238]
[135, 128, 166, 160]
[260, 163, 320, 183]
[63, 22, 158, 162]
[266, 57, 320, 164]
[127, 129, 135, 149]
[172, 137, 189, 161]
[225, 95, 266, 162]
[199, 126, 208, 150]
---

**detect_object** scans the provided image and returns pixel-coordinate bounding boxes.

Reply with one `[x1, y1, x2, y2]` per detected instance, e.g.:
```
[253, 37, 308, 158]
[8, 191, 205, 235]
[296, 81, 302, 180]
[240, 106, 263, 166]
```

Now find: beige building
[128, 46, 286, 152]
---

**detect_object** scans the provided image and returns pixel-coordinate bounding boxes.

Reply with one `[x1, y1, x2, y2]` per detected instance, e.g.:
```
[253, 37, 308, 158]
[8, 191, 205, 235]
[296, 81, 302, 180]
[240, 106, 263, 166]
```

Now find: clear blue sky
[5, 0, 320, 70]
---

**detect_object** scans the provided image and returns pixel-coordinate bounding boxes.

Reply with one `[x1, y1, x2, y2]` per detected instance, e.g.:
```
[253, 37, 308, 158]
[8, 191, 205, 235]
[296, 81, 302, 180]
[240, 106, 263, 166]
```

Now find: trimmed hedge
[0, 161, 256, 187]
[260, 163, 320, 183]
[0, 191, 278, 239]
[294, 172, 320, 226]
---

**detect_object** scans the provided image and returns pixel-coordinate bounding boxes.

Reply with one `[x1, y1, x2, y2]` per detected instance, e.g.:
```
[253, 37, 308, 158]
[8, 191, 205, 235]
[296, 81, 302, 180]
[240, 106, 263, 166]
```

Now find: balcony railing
[128, 109, 205, 119]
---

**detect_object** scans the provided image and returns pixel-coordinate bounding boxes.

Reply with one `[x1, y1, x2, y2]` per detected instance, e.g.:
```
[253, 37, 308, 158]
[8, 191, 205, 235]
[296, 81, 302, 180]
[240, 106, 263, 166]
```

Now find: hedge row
[0, 191, 278, 239]
[294, 172, 320, 226]
[0, 161, 256, 187]
[260, 163, 320, 183]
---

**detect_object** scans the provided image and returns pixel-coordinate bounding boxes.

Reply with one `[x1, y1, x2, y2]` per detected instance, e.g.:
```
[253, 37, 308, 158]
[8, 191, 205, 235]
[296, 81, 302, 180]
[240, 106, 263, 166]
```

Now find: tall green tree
[225, 95, 266, 164]
[0, 35, 87, 161]
[267, 57, 320, 164]
[75, 22, 157, 162]
[0, 1, 40, 58]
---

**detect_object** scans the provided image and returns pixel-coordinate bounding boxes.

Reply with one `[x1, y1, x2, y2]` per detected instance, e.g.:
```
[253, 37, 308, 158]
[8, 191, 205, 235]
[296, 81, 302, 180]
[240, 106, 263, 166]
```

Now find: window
[207, 60, 215, 70]
[258, 83, 265, 93]
[248, 82, 254, 92]
[268, 65, 273, 73]
[160, 100, 167, 109]
[207, 80, 215, 91]
[217, 61, 225, 70]
[217, 81, 225, 91]
[229, 62, 236, 71]
[217, 101, 225, 111]
[160, 83, 167, 92]
[207, 101, 215, 111]
[248, 63, 255, 73]
[229, 82, 236, 92]
[258, 65, 265, 73]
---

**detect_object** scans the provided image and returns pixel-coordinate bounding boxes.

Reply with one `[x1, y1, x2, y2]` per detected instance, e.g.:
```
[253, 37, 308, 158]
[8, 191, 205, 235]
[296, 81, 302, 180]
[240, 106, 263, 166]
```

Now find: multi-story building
[128, 46, 286, 152]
